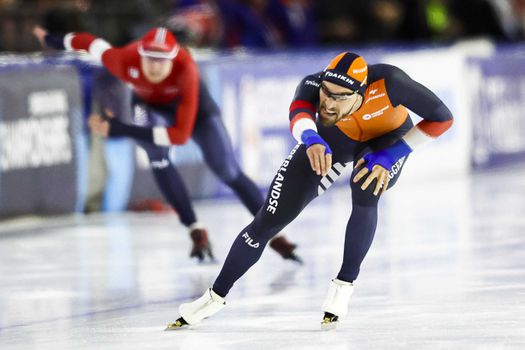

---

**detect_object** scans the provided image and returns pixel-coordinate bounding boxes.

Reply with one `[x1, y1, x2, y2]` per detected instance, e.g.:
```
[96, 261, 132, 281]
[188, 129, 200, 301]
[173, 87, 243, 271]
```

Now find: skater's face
[141, 57, 173, 83]
[318, 81, 362, 127]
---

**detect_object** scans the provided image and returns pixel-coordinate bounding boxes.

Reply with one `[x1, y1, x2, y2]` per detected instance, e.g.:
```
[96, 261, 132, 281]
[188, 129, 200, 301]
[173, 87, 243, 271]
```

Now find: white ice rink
[1, 166, 524, 350]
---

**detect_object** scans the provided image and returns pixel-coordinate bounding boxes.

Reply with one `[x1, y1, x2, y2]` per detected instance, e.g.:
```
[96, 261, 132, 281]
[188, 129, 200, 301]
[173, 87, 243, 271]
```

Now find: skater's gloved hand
[88, 108, 114, 137]
[353, 139, 412, 196]
[301, 129, 332, 177]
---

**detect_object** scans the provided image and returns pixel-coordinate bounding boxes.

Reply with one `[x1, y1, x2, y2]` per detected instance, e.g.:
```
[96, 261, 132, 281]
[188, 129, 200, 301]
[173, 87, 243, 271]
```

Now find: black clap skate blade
[191, 246, 217, 263]
[165, 317, 188, 331]
[285, 252, 304, 265]
[192, 248, 218, 265]
[190, 250, 204, 261]
[204, 247, 217, 263]
[320, 319, 338, 331]
[320, 312, 339, 331]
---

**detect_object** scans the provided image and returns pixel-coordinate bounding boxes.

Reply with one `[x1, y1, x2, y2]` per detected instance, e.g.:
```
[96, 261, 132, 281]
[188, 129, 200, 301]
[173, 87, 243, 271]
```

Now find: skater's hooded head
[139, 27, 178, 83]
[318, 52, 367, 127]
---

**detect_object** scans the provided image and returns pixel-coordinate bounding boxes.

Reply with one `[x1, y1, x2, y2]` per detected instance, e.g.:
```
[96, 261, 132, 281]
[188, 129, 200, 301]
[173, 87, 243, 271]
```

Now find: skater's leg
[168, 145, 353, 328]
[320, 153, 409, 329]
[137, 142, 213, 261]
[192, 110, 301, 261]
[192, 115, 263, 214]
[212, 144, 351, 297]
[132, 97, 213, 261]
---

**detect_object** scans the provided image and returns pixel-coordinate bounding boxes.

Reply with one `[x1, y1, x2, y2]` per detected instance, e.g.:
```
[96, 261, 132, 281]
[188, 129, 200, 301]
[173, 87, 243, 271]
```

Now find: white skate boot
[320, 279, 354, 330]
[165, 288, 226, 330]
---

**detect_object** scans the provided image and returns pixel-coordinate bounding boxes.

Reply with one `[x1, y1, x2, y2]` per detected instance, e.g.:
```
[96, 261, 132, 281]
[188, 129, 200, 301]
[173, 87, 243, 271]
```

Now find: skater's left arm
[33, 25, 126, 79]
[354, 64, 454, 195]
[159, 58, 199, 145]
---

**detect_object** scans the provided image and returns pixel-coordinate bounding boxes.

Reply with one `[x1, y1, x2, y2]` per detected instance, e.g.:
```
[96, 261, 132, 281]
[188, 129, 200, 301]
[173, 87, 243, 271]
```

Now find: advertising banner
[0, 64, 82, 217]
[470, 54, 525, 169]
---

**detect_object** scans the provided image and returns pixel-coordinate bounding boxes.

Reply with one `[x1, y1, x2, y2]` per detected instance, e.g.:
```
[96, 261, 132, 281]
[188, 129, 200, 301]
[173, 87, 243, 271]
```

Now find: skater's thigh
[253, 144, 349, 234]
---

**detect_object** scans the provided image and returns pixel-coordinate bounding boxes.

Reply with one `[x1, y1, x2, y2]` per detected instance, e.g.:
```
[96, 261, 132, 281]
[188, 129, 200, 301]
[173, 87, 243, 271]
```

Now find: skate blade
[197, 258, 219, 265]
[190, 252, 204, 262]
[320, 320, 338, 331]
[288, 253, 304, 265]
[191, 247, 216, 263]
[164, 318, 188, 331]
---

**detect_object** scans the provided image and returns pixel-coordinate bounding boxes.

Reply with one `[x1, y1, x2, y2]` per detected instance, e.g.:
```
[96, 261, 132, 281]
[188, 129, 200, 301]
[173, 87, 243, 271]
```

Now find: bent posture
[34, 26, 300, 262]
[167, 51, 453, 329]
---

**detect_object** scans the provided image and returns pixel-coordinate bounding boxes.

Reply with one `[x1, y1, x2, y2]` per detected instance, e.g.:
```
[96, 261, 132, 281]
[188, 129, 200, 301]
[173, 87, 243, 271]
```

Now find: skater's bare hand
[306, 144, 332, 177]
[102, 108, 115, 119]
[32, 25, 48, 47]
[353, 158, 390, 196]
[88, 111, 112, 137]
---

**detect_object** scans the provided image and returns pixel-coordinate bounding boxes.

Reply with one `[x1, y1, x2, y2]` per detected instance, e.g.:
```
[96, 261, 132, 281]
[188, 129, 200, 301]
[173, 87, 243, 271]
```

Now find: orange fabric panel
[325, 52, 345, 70]
[417, 119, 453, 137]
[335, 79, 408, 142]
[345, 56, 367, 83]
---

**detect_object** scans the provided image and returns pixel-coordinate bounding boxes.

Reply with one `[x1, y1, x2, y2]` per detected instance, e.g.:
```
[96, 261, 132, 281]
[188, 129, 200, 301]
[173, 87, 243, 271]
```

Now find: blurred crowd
[1, 0, 525, 52]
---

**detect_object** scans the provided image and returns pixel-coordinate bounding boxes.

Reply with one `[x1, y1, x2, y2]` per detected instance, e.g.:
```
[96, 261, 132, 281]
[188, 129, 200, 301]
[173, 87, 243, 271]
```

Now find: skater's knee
[350, 178, 380, 207]
[211, 162, 241, 184]
[250, 216, 285, 242]
[138, 144, 171, 169]
[241, 211, 282, 243]
[148, 156, 172, 170]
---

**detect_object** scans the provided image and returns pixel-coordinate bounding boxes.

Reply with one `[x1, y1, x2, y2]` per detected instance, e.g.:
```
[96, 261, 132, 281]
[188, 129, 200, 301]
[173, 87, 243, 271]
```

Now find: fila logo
[151, 158, 169, 169]
[242, 232, 260, 248]
[362, 105, 389, 120]
[369, 89, 378, 95]
[353, 66, 367, 74]
[129, 68, 139, 79]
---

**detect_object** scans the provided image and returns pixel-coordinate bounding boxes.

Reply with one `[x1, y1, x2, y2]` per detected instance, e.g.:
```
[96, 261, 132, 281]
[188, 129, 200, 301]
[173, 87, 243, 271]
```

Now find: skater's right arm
[289, 73, 320, 142]
[289, 73, 332, 177]
[32, 25, 125, 79]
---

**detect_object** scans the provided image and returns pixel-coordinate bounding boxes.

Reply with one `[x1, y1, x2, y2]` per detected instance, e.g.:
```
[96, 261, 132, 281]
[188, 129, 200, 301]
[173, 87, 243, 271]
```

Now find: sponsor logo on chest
[362, 105, 389, 120]
[365, 92, 386, 104]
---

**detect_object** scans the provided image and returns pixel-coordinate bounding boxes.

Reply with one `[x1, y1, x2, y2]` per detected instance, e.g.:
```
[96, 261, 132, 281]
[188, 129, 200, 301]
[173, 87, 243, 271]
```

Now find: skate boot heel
[165, 288, 226, 330]
[320, 279, 354, 330]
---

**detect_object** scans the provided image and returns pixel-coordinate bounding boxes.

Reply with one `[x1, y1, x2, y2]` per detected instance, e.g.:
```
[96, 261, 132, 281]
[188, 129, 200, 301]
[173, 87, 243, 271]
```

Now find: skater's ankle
[211, 287, 227, 299]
